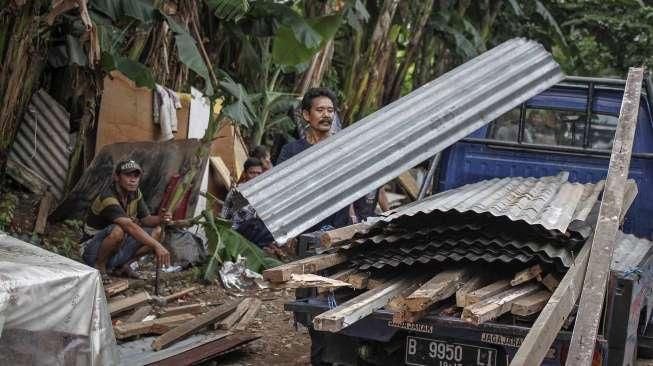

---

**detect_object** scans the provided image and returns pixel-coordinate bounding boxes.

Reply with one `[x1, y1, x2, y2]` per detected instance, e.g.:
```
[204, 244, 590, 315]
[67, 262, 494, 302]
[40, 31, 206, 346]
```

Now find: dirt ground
[112, 270, 313, 366]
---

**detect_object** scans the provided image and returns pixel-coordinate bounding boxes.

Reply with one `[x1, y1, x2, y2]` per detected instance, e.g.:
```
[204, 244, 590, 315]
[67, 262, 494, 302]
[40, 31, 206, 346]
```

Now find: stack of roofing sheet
[345, 172, 604, 273]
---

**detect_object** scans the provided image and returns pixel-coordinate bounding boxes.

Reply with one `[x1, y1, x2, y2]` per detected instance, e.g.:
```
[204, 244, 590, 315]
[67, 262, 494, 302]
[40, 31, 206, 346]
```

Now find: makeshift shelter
[0, 232, 117, 365]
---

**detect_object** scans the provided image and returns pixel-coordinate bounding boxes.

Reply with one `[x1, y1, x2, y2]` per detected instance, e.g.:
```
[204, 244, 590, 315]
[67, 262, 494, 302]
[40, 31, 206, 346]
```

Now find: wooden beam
[109, 291, 151, 316]
[234, 298, 262, 331]
[313, 276, 417, 332]
[104, 279, 129, 297]
[397, 171, 419, 201]
[319, 223, 371, 248]
[215, 298, 253, 330]
[347, 272, 371, 289]
[127, 305, 153, 323]
[262, 253, 348, 283]
[540, 274, 560, 293]
[509, 241, 591, 366]
[568, 67, 644, 366]
[34, 192, 54, 234]
[456, 275, 490, 308]
[272, 273, 354, 290]
[318, 268, 358, 294]
[114, 314, 195, 339]
[510, 265, 543, 286]
[404, 269, 471, 312]
[152, 300, 241, 351]
[159, 303, 208, 317]
[386, 275, 433, 323]
[620, 179, 638, 224]
[162, 287, 198, 303]
[462, 283, 541, 324]
[511, 290, 551, 317]
[465, 279, 511, 306]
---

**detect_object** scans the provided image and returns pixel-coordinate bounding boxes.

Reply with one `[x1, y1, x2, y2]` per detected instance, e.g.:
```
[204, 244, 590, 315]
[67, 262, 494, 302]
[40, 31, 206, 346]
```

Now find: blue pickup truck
[287, 76, 653, 366]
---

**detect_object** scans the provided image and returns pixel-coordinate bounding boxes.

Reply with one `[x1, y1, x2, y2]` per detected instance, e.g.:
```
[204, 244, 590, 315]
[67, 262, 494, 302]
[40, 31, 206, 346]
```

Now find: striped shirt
[83, 184, 150, 239]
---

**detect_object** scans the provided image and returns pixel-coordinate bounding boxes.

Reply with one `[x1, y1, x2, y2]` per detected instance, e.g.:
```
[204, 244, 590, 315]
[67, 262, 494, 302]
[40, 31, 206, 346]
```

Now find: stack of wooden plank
[263, 254, 559, 333]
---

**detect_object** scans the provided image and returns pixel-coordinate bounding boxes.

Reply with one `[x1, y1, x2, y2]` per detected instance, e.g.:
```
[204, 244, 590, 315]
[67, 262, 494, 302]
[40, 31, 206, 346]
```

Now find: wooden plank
[152, 300, 241, 351]
[209, 156, 232, 190]
[263, 253, 348, 283]
[456, 275, 490, 308]
[397, 171, 419, 201]
[510, 265, 543, 286]
[620, 179, 638, 224]
[104, 279, 129, 297]
[319, 223, 371, 248]
[462, 283, 541, 324]
[114, 314, 195, 339]
[109, 291, 151, 316]
[386, 275, 433, 323]
[347, 272, 371, 289]
[34, 192, 54, 234]
[215, 298, 253, 330]
[159, 303, 208, 317]
[127, 305, 153, 323]
[163, 287, 198, 303]
[568, 67, 644, 366]
[405, 269, 471, 311]
[233, 298, 262, 331]
[509, 241, 591, 366]
[464, 279, 511, 306]
[540, 274, 560, 293]
[511, 290, 551, 317]
[313, 276, 417, 332]
[318, 268, 358, 294]
[273, 273, 353, 290]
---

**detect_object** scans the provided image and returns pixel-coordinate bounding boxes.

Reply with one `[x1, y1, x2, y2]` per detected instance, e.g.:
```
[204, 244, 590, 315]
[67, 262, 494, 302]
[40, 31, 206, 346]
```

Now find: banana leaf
[201, 210, 281, 281]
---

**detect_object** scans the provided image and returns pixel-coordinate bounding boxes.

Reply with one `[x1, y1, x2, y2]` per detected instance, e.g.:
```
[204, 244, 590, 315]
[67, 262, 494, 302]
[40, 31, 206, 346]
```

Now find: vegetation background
[1, 0, 652, 194]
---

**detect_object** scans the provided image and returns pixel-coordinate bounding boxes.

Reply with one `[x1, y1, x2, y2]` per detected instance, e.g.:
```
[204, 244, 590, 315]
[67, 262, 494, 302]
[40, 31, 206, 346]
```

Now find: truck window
[523, 108, 587, 146]
[588, 114, 618, 149]
[489, 107, 521, 142]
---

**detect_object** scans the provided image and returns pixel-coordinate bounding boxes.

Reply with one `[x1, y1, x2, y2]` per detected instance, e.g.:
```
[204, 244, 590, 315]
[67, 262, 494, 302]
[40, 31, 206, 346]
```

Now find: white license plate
[406, 336, 498, 366]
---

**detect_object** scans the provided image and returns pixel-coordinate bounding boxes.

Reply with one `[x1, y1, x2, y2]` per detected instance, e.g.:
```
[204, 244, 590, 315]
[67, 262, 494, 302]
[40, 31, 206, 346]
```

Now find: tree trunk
[385, 0, 436, 103]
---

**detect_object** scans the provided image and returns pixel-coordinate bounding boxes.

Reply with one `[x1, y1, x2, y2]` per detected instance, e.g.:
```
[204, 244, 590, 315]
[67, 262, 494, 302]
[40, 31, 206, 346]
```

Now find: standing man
[276, 87, 352, 230]
[81, 160, 171, 283]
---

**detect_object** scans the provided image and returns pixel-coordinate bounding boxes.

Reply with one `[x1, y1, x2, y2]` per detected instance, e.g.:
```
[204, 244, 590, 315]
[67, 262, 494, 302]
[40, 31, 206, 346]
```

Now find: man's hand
[154, 244, 171, 267]
[161, 209, 172, 225]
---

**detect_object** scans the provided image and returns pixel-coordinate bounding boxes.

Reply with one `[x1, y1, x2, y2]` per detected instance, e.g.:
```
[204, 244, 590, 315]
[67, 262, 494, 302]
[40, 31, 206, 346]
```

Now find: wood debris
[109, 291, 150, 316]
[114, 314, 195, 339]
[511, 290, 552, 317]
[233, 298, 262, 331]
[127, 305, 153, 323]
[104, 279, 129, 297]
[215, 298, 254, 330]
[262, 253, 348, 283]
[462, 283, 541, 325]
[510, 264, 543, 286]
[272, 273, 354, 290]
[319, 223, 371, 248]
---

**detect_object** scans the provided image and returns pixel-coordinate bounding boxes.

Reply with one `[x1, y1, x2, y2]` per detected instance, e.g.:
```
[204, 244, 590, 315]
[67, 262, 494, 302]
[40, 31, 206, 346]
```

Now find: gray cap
[115, 160, 143, 175]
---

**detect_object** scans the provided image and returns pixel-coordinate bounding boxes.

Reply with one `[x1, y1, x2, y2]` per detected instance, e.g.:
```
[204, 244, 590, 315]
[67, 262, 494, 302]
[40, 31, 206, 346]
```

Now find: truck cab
[287, 76, 653, 366]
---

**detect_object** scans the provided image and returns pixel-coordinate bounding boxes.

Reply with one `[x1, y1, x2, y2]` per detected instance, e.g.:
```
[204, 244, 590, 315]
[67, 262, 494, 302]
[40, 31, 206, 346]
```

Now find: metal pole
[417, 153, 441, 200]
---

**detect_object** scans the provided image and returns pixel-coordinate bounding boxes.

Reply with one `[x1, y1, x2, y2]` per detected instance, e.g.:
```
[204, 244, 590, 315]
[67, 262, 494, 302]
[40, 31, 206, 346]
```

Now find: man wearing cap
[81, 160, 171, 282]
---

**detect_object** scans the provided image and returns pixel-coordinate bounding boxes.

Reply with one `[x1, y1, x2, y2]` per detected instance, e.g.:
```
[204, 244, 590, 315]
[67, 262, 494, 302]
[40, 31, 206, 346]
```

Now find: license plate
[406, 336, 498, 366]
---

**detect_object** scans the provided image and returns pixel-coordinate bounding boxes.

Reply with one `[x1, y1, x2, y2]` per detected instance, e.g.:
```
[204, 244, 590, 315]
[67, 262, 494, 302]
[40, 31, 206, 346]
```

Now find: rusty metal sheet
[8, 89, 71, 201]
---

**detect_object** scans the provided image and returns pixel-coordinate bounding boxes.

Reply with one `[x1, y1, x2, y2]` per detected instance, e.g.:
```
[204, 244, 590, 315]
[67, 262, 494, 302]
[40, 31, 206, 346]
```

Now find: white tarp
[0, 232, 117, 365]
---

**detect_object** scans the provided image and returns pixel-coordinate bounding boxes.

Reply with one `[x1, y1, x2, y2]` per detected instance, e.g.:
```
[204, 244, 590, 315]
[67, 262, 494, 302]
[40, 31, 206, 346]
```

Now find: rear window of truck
[488, 106, 618, 149]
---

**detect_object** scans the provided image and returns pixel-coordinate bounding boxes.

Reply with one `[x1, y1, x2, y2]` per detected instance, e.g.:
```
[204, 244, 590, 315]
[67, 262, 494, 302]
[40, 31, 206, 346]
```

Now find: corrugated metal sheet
[237, 38, 564, 243]
[8, 89, 71, 201]
[611, 231, 652, 273]
[377, 172, 604, 233]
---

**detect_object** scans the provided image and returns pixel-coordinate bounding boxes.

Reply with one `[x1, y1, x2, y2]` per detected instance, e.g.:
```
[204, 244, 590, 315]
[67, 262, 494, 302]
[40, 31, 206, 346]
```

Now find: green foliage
[101, 52, 156, 88]
[272, 14, 343, 67]
[205, 0, 250, 22]
[201, 210, 281, 281]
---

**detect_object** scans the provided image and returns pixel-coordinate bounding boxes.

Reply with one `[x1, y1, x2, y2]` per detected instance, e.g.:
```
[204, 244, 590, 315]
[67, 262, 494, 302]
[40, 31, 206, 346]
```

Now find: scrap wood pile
[263, 173, 606, 332]
[104, 282, 261, 361]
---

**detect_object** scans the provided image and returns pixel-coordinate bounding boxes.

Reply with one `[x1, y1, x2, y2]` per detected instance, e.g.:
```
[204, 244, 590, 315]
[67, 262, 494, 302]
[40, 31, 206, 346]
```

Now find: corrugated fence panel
[8, 89, 71, 201]
[237, 38, 564, 243]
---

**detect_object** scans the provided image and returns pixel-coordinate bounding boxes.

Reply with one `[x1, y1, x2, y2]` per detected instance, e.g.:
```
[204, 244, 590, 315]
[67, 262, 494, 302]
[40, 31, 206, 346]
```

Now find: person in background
[353, 188, 390, 223]
[222, 157, 264, 220]
[250, 145, 273, 172]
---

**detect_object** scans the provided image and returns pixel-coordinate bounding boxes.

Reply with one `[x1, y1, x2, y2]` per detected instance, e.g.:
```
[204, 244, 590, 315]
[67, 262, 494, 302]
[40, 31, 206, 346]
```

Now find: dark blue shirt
[276, 138, 352, 231]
